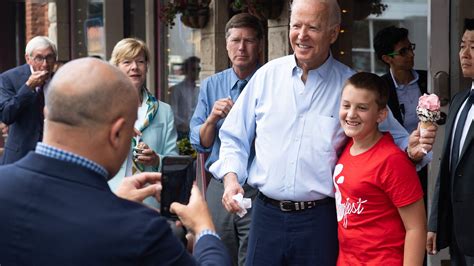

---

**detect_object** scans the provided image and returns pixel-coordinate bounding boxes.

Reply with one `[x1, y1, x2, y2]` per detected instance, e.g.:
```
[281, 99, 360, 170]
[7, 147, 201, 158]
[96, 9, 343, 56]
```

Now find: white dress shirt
[210, 54, 416, 201]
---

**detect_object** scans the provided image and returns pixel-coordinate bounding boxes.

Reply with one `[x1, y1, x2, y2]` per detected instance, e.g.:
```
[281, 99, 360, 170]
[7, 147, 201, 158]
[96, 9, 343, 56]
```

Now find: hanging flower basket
[231, 0, 284, 20]
[160, 0, 210, 28]
[353, 0, 387, 20]
[180, 6, 210, 29]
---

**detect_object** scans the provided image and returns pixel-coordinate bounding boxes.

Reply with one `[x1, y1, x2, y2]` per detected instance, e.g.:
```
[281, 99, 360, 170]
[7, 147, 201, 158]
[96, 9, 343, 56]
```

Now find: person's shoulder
[415, 69, 428, 77]
[205, 68, 232, 81]
[158, 100, 172, 110]
[1, 64, 29, 78]
[261, 55, 293, 69]
[331, 58, 356, 76]
[376, 133, 413, 165]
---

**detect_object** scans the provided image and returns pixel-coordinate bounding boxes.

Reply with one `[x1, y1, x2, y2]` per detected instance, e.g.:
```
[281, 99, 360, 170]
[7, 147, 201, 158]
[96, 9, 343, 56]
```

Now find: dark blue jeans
[245, 195, 338, 266]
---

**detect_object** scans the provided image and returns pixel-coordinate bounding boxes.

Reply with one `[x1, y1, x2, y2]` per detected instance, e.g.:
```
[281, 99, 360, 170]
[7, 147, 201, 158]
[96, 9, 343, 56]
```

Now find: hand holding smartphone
[160, 155, 195, 219]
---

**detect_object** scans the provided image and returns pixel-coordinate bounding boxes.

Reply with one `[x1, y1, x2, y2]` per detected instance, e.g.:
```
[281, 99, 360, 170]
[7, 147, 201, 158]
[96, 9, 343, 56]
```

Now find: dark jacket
[0, 64, 44, 164]
[381, 70, 428, 126]
[0, 152, 231, 265]
[430, 88, 474, 256]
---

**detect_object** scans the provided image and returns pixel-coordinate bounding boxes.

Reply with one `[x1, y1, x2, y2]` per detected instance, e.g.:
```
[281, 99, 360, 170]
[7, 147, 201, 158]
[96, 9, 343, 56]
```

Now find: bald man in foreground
[0, 58, 230, 265]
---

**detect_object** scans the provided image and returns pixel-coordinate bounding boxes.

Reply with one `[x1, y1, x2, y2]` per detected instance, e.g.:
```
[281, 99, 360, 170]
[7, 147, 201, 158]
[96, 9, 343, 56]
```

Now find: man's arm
[199, 98, 234, 148]
[171, 185, 232, 265]
[0, 73, 37, 124]
[426, 170, 441, 255]
[380, 109, 437, 169]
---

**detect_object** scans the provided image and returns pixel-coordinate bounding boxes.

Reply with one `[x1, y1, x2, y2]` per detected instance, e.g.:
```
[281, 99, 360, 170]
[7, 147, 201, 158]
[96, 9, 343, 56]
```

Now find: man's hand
[135, 142, 160, 167]
[26, 70, 49, 88]
[0, 123, 8, 136]
[170, 184, 215, 235]
[207, 98, 234, 124]
[407, 123, 438, 161]
[221, 173, 245, 213]
[426, 232, 437, 255]
[115, 172, 161, 203]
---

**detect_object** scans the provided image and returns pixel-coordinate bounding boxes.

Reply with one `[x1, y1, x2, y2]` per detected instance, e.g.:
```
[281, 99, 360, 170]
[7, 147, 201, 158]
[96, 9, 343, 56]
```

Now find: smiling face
[117, 51, 148, 90]
[226, 27, 261, 73]
[339, 84, 387, 141]
[460, 30, 474, 79]
[289, 0, 339, 71]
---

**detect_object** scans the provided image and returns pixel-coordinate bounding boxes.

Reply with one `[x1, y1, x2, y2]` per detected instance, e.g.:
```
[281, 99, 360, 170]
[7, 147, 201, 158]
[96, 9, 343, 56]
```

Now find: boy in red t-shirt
[334, 72, 426, 265]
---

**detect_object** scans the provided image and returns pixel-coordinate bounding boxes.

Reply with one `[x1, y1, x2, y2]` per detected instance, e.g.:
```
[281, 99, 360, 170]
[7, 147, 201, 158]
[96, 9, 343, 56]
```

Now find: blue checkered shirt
[35, 142, 108, 178]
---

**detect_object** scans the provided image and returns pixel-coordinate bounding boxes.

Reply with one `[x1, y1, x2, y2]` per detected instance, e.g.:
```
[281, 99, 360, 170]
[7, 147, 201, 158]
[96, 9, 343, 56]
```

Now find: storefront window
[351, 0, 428, 74]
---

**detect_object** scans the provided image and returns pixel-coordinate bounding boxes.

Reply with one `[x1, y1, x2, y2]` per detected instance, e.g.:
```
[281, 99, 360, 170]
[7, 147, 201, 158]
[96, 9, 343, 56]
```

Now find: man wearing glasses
[373, 25, 430, 211]
[0, 36, 57, 164]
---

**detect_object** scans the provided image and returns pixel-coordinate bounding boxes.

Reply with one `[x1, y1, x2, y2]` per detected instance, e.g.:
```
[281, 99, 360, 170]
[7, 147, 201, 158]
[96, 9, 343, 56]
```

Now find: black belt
[257, 192, 334, 212]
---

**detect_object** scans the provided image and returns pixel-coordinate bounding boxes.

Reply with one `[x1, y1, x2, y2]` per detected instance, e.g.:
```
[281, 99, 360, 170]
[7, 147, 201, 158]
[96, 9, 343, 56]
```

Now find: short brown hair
[225, 13, 264, 40]
[344, 72, 389, 109]
[110, 38, 150, 66]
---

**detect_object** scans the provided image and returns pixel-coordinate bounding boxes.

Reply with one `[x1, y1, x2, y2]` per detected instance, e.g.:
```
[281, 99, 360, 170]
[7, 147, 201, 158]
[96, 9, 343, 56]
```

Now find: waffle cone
[420, 121, 434, 129]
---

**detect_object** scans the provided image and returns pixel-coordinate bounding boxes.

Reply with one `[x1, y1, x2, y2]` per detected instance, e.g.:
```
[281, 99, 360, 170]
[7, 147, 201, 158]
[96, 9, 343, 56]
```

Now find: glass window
[351, 0, 428, 75]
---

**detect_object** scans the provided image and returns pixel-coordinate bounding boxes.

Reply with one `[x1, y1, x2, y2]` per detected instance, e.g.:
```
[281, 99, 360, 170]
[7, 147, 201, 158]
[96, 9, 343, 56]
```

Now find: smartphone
[160, 155, 195, 219]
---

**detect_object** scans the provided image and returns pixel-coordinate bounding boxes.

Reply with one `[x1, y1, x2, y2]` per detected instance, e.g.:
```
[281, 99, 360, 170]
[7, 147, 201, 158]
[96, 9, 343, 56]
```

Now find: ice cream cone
[420, 121, 433, 130]
[419, 121, 434, 154]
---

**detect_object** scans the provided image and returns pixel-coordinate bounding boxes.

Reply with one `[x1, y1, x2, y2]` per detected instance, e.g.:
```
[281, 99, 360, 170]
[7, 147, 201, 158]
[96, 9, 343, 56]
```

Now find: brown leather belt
[257, 192, 334, 212]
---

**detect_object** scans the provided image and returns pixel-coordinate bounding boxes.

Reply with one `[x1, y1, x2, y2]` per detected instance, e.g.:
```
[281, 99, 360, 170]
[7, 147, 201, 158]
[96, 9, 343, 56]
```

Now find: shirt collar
[230, 66, 259, 88]
[35, 142, 109, 178]
[291, 53, 335, 80]
[389, 69, 419, 88]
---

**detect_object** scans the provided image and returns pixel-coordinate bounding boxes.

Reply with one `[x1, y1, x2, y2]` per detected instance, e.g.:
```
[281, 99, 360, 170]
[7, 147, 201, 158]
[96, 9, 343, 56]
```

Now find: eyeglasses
[33, 55, 56, 64]
[387, 43, 416, 57]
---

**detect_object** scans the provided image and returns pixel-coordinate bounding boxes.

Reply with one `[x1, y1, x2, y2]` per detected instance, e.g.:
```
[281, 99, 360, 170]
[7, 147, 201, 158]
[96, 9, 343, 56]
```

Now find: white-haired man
[0, 36, 57, 164]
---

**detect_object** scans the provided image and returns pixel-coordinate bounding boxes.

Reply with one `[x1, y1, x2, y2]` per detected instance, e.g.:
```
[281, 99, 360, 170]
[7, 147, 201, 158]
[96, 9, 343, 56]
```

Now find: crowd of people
[0, 0, 473, 265]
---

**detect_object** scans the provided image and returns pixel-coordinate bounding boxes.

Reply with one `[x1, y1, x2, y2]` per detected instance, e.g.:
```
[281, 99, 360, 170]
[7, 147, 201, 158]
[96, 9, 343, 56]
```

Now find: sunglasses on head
[387, 43, 416, 57]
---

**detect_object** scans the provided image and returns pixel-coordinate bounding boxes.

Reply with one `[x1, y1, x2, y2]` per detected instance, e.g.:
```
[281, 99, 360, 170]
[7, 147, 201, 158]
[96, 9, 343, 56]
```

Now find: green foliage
[177, 138, 197, 159]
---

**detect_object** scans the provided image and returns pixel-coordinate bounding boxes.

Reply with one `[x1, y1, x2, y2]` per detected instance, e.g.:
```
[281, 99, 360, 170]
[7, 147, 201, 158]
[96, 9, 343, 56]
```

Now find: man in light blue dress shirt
[209, 0, 438, 265]
[190, 13, 263, 266]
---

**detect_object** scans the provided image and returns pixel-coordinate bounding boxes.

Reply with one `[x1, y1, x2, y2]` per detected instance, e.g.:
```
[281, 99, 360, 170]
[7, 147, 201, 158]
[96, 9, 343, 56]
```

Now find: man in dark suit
[374, 25, 429, 213]
[0, 36, 57, 165]
[426, 18, 474, 266]
[0, 58, 231, 265]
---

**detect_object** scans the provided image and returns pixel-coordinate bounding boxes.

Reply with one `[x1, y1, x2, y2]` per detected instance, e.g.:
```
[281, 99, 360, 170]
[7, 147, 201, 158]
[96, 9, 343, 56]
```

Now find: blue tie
[450, 90, 474, 171]
[237, 79, 248, 94]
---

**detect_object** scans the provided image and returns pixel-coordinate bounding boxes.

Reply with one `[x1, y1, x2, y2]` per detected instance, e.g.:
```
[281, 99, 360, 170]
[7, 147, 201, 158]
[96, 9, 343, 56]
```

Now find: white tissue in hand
[232, 193, 252, 218]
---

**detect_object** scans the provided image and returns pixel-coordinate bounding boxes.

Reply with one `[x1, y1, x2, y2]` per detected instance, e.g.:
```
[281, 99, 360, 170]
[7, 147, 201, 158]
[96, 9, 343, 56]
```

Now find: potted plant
[160, 0, 210, 29]
[230, 0, 284, 20]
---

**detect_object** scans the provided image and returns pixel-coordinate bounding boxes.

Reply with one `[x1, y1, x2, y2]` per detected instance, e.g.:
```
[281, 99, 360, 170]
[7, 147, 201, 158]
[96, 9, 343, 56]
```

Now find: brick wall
[25, 0, 49, 43]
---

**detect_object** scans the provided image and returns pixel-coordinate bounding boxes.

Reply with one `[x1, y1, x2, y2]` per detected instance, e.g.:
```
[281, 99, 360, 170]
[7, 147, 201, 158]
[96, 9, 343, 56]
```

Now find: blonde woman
[108, 38, 178, 207]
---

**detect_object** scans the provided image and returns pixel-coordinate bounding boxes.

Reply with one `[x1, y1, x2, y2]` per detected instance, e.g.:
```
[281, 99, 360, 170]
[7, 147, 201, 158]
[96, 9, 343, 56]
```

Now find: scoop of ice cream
[417, 93, 441, 122]
[418, 93, 440, 111]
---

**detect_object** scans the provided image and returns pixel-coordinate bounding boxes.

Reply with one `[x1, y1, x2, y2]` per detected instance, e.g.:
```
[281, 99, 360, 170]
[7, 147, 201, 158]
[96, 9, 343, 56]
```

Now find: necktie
[37, 86, 45, 141]
[450, 90, 474, 171]
[237, 79, 248, 94]
[38, 86, 45, 117]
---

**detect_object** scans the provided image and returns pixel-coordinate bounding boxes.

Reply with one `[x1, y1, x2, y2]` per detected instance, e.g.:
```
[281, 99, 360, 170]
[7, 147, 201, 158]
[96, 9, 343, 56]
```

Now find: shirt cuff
[195, 229, 220, 244]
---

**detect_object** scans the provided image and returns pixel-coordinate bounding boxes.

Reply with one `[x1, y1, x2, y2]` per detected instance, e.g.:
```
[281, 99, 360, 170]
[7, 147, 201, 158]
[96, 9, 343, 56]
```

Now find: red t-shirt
[334, 133, 423, 265]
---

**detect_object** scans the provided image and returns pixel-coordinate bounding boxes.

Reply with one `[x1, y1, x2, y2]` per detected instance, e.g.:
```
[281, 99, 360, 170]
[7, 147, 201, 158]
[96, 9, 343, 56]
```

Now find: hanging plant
[160, 0, 210, 28]
[354, 0, 388, 20]
[230, 0, 284, 20]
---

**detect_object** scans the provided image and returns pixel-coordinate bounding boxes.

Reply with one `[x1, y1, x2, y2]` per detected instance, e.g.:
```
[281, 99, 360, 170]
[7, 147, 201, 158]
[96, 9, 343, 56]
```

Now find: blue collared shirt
[390, 69, 422, 133]
[35, 142, 108, 178]
[210, 54, 423, 201]
[190, 67, 256, 172]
